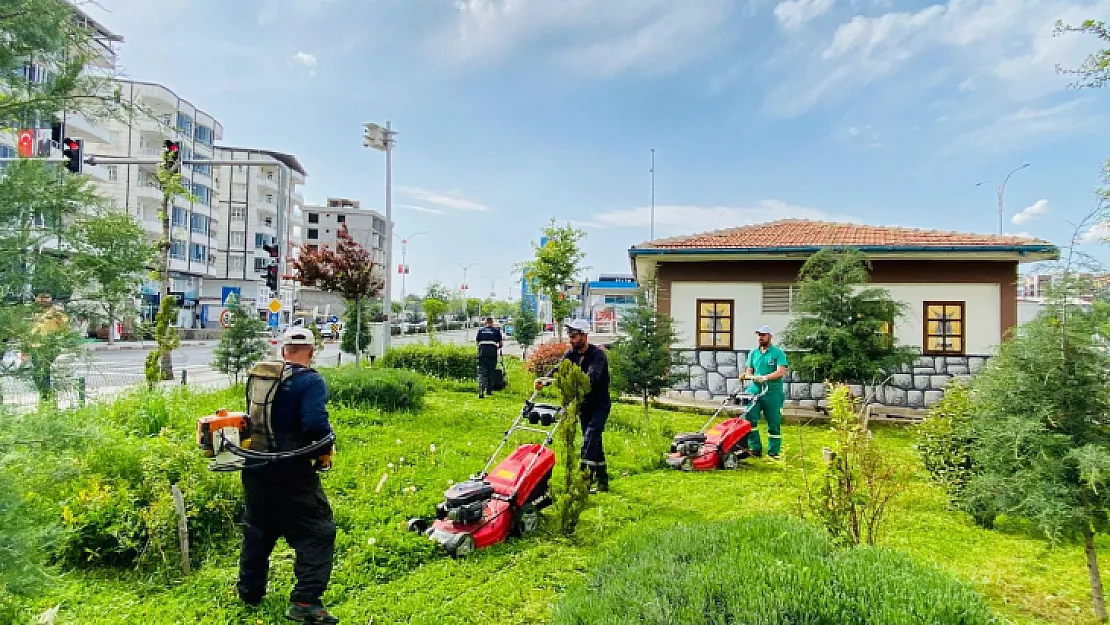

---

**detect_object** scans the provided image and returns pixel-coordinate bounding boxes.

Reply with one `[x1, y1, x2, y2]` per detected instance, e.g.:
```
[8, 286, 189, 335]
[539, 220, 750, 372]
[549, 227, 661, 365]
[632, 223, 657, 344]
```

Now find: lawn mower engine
[437, 479, 495, 525]
[196, 408, 252, 472]
[666, 394, 755, 471]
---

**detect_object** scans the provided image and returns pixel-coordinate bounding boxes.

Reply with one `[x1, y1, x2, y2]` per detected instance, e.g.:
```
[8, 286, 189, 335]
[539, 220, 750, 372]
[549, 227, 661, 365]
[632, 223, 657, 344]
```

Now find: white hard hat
[565, 319, 591, 333]
[283, 327, 315, 346]
[756, 325, 774, 335]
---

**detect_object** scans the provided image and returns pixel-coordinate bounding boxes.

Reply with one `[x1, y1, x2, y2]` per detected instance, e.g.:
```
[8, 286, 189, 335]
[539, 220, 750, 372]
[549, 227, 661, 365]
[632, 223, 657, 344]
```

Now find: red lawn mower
[666, 382, 768, 471]
[407, 378, 564, 557]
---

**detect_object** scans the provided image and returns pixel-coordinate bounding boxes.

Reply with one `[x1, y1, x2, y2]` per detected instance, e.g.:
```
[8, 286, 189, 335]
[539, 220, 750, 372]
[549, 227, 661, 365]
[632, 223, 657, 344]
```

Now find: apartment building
[297, 198, 389, 318]
[203, 147, 307, 327]
[91, 80, 224, 327]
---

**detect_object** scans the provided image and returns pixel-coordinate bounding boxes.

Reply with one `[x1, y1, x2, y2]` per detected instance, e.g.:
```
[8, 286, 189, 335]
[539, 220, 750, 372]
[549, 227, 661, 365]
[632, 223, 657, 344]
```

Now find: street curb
[87, 341, 211, 352]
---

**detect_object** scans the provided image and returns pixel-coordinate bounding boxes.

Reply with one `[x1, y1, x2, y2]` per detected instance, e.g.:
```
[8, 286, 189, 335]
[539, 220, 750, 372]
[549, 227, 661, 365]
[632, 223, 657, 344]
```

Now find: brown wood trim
[922, 301, 966, 356]
[695, 298, 734, 351]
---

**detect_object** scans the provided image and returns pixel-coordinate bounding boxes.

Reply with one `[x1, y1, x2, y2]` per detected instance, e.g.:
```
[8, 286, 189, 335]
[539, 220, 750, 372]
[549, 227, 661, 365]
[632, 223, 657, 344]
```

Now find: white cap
[565, 319, 591, 334]
[756, 325, 774, 335]
[283, 327, 315, 346]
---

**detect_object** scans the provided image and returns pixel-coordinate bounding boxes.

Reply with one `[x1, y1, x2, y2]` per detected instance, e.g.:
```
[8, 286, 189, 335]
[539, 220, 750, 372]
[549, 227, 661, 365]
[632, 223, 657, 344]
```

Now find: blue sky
[88, 0, 1110, 300]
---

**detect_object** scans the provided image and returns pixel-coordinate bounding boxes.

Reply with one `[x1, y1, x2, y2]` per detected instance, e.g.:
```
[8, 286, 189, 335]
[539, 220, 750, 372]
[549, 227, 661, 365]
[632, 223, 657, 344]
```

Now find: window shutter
[762, 285, 793, 314]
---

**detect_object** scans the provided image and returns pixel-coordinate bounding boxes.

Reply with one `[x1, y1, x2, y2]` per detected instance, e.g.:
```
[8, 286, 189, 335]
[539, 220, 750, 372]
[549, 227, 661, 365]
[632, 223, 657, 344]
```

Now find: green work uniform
[744, 345, 788, 457]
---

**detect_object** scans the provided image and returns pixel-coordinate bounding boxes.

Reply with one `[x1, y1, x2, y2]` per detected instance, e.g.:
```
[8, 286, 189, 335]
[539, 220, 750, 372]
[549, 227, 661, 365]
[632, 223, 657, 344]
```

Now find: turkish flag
[16, 130, 33, 158]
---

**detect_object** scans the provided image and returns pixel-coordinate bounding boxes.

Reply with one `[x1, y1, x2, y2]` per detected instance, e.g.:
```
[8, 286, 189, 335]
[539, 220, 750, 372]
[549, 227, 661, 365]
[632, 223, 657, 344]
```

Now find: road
[0, 329, 529, 409]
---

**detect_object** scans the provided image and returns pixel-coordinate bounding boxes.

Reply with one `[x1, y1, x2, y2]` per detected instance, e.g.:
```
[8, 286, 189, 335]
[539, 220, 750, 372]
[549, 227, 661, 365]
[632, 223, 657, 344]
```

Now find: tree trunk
[106, 303, 115, 345]
[158, 189, 174, 380]
[642, 390, 651, 428]
[355, 297, 362, 369]
[1086, 527, 1107, 622]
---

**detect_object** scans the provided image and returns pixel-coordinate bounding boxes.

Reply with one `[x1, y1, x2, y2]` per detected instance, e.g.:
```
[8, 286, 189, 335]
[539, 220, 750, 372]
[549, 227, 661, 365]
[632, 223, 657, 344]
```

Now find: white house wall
[669, 281, 1001, 355]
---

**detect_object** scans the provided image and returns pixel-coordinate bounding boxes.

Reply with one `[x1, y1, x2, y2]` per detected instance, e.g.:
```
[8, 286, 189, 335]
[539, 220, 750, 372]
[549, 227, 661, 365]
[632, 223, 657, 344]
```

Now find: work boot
[286, 602, 339, 624]
[238, 591, 263, 607]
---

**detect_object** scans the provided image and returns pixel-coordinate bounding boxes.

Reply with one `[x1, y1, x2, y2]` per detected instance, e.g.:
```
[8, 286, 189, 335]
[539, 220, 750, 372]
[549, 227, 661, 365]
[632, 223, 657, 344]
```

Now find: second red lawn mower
[406, 378, 564, 557]
[666, 380, 768, 471]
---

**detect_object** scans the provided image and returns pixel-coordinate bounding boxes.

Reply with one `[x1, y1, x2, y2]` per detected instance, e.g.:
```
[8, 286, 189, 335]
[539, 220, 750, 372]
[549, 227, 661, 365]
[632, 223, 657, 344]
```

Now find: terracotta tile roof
[633, 219, 1055, 251]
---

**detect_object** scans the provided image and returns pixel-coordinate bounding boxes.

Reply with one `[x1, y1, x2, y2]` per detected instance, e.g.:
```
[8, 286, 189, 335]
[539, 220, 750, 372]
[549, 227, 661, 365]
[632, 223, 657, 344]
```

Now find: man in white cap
[562, 318, 611, 492]
[238, 326, 339, 624]
[741, 325, 789, 460]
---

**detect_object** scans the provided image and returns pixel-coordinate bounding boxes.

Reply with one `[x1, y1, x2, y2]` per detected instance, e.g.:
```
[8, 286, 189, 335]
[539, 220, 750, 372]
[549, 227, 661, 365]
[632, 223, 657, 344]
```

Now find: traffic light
[62, 137, 83, 174]
[262, 243, 278, 258]
[162, 140, 181, 174]
[265, 264, 278, 291]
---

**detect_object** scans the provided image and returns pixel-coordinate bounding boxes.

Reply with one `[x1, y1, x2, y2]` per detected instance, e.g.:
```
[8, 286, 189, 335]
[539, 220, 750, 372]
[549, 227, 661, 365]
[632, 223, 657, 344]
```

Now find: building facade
[630, 220, 1060, 410]
[93, 80, 224, 328]
[296, 198, 389, 319]
[204, 147, 307, 328]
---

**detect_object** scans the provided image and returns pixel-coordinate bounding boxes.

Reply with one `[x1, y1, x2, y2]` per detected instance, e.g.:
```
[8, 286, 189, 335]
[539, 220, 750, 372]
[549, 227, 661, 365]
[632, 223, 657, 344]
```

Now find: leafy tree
[465, 297, 481, 320]
[16, 299, 79, 401]
[212, 301, 269, 383]
[609, 285, 682, 425]
[512, 298, 540, 358]
[152, 167, 195, 380]
[145, 296, 179, 387]
[0, 0, 130, 128]
[341, 298, 373, 359]
[425, 281, 451, 303]
[294, 224, 383, 368]
[780, 248, 916, 383]
[422, 298, 447, 341]
[518, 220, 587, 341]
[77, 212, 153, 345]
[1055, 20, 1110, 89]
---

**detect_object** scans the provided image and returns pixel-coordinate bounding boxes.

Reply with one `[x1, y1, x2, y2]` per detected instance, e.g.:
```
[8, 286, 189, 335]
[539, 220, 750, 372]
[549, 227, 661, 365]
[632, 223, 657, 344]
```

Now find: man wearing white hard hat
[740, 325, 789, 460]
[562, 318, 611, 493]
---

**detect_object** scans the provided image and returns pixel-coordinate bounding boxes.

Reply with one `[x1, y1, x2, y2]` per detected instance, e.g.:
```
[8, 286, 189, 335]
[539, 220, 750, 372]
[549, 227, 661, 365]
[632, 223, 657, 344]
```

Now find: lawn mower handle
[477, 380, 562, 479]
[698, 382, 769, 432]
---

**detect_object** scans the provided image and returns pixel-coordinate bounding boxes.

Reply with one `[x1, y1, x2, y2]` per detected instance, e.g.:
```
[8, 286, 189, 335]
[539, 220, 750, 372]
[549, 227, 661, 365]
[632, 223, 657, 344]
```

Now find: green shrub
[914, 381, 996, 528]
[552, 513, 998, 625]
[377, 343, 476, 380]
[322, 366, 427, 411]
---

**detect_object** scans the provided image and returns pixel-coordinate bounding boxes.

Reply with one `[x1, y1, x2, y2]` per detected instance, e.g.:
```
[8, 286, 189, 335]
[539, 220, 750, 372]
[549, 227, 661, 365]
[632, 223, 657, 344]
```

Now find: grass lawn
[20, 367, 1107, 624]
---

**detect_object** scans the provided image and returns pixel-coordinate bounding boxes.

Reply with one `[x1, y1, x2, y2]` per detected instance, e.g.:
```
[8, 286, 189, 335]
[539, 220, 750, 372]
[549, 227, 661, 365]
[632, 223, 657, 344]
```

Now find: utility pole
[364, 121, 397, 352]
[650, 148, 656, 241]
[454, 261, 479, 338]
[977, 163, 1030, 235]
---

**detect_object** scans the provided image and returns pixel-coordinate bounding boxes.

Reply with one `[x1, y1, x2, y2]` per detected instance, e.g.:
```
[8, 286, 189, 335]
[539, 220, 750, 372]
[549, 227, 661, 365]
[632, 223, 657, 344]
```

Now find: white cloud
[399, 186, 492, 212]
[958, 76, 977, 92]
[848, 125, 860, 135]
[288, 51, 318, 77]
[399, 204, 445, 215]
[1012, 199, 1049, 225]
[434, 0, 731, 78]
[765, 0, 1110, 118]
[948, 99, 1099, 153]
[581, 201, 861, 237]
[774, 0, 835, 32]
[1080, 222, 1110, 245]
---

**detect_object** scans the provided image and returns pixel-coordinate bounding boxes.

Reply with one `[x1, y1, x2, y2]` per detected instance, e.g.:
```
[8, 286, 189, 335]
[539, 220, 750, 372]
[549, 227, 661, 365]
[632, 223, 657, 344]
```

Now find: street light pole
[650, 148, 656, 241]
[364, 121, 397, 352]
[454, 261, 480, 338]
[977, 163, 1030, 235]
[395, 230, 426, 321]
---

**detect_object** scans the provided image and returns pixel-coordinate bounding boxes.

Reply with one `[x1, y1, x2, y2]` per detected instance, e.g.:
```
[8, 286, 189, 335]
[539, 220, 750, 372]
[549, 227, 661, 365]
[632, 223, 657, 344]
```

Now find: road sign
[17, 130, 33, 158]
[219, 309, 232, 328]
[221, 286, 241, 307]
[330, 323, 340, 336]
[268, 312, 280, 328]
[268, 298, 281, 314]
[328, 315, 339, 323]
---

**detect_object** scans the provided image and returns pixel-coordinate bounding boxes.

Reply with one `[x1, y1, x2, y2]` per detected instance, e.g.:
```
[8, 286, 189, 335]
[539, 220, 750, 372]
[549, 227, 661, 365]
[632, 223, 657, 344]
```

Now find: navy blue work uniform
[563, 344, 611, 490]
[237, 364, 337, 608]
[475, 325, 503, 397]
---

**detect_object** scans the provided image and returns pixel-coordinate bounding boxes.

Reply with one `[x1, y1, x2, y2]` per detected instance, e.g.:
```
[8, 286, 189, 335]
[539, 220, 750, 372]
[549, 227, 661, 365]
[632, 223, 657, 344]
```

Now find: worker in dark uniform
[237, 327, 339, 625]
[475, 317, 503, 398]
[562, 319, 611, 493]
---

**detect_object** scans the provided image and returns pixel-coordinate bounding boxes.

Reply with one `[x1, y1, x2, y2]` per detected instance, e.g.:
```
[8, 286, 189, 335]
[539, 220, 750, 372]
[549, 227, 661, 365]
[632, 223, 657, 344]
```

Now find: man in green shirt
[742, 325, 789, 460]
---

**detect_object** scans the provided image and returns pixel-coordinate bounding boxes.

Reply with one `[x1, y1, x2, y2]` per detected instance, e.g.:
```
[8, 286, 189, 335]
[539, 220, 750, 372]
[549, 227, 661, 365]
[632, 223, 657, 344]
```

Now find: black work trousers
[578, 400, 610, 486]
[237, 463, 336, 605]
[477, 353, 497, 394]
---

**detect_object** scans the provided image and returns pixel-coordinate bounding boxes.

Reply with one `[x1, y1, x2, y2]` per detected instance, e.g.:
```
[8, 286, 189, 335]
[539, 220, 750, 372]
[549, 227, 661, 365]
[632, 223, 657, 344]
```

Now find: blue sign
[268, 312, 280, 327]
[221, 286, 241, 307]
[328, 315, 339, 323]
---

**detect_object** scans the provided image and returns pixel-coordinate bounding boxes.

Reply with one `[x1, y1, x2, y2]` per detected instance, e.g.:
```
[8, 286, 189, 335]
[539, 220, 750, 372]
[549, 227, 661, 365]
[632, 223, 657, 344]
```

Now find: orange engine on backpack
[196, 408, 251, 456]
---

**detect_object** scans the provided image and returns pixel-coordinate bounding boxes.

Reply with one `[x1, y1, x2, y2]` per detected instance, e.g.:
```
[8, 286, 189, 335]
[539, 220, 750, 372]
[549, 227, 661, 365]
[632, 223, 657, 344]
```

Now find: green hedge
[377, 343, 476, 380]
[552, 513, 997, 625]
[321, 367, 427, 411]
